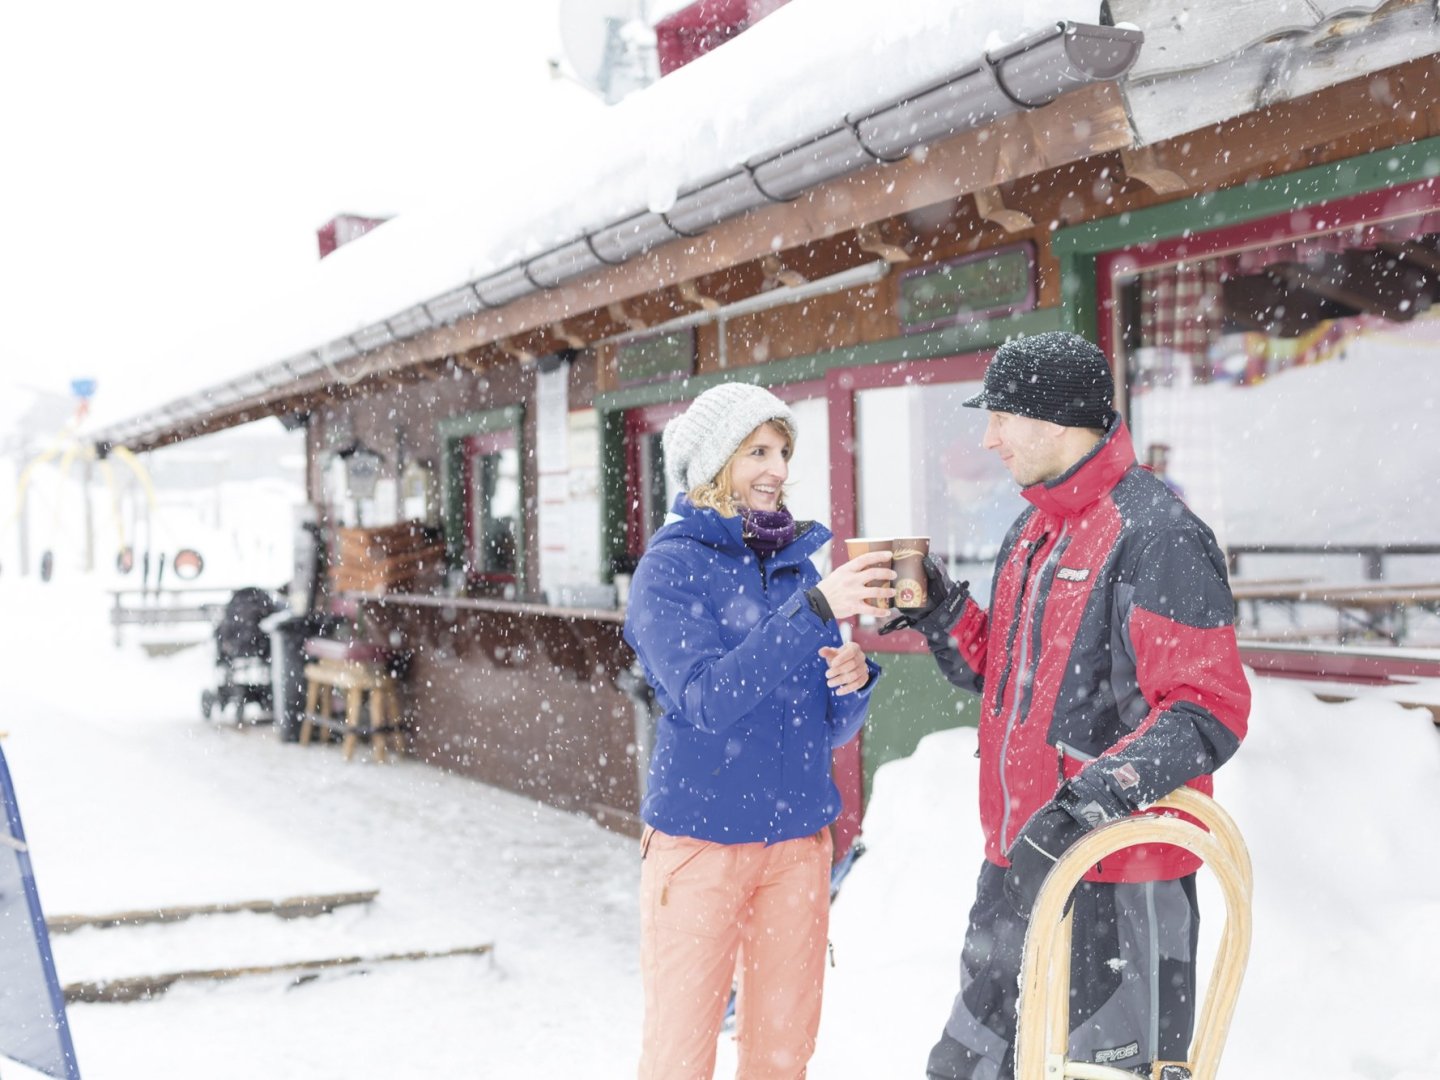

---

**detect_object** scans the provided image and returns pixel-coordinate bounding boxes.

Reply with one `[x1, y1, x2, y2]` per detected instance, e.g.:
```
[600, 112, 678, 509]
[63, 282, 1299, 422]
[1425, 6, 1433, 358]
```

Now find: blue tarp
[0, 747, 81, 1079]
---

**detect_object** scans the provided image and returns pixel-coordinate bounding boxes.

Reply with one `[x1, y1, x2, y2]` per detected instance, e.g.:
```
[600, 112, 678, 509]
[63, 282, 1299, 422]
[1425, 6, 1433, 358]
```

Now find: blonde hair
[686, 418, 795, 517]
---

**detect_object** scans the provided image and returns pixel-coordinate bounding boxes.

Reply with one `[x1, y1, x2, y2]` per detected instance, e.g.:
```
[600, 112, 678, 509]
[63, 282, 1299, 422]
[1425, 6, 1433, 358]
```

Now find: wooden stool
[300, 659, 400, 763]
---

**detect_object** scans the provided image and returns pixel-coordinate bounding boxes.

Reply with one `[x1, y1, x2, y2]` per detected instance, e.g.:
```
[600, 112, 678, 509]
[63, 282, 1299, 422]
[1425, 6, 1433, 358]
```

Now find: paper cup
[844, 537, 894, 610]
[891, 537, 930, 610]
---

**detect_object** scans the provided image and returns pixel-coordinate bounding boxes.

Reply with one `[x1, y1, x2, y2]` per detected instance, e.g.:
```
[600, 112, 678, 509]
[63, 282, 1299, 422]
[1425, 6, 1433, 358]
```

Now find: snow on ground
[0, 574, 1437, 1078]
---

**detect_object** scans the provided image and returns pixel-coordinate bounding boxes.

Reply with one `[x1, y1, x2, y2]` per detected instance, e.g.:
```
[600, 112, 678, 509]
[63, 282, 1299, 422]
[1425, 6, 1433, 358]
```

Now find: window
[852, 378, 1021, 606]
[834, 355, 1022, 613]
[463, 430, 520, 584]
[439, 406, 525, 596]
[624, 401, 687, 557]
[1099, 189, 1440, 641]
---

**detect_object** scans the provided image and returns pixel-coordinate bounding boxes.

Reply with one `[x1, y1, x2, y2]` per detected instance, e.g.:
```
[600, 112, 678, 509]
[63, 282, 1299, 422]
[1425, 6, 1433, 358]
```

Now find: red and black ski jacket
[925, 417, 1250, 882]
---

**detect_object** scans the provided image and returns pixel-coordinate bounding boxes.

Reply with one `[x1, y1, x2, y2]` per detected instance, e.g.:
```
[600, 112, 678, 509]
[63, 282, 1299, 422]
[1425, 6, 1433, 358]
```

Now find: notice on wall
[535, 364, 570, 600]
[535, 367, 605, 602]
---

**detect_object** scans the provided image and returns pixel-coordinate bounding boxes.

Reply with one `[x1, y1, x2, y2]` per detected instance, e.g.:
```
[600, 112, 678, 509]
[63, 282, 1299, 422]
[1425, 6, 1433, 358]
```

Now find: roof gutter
[94, 20, 1142, 452]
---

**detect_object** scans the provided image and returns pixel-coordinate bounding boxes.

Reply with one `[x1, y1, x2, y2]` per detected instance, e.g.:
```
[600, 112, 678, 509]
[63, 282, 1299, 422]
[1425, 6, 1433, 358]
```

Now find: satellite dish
[558, 0, 656, 104]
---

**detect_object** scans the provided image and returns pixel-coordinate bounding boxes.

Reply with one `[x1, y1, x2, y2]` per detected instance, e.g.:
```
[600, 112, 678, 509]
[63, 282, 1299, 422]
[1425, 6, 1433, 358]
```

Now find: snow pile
[804, 677, 1440, 1079]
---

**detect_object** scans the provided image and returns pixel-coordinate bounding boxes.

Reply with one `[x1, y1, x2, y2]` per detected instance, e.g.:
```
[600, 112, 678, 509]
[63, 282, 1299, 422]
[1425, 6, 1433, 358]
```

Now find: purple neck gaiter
[738, 506, 796, 556]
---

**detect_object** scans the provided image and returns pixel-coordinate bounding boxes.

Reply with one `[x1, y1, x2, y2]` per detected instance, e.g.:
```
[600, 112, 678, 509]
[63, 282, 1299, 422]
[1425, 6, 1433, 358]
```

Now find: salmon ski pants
[926, 861, 1199, 1080]
[638, 827, 833, 1080]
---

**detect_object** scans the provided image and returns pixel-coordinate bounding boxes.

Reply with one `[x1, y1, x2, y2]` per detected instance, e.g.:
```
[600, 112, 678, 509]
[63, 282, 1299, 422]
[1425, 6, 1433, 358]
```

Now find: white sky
[1, 0, 1107, 432]
[0, 0, 599, 418]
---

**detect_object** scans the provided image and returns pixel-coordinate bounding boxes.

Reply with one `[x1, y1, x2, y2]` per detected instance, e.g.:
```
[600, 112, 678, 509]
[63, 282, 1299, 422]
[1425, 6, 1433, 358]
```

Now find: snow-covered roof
[92, 0, 1122, 445]
[94, 0, 1439, 451]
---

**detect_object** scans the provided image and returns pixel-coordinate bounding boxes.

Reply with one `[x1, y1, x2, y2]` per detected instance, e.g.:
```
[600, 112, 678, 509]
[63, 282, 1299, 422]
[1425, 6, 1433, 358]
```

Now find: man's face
[982, 411, 1067, 487]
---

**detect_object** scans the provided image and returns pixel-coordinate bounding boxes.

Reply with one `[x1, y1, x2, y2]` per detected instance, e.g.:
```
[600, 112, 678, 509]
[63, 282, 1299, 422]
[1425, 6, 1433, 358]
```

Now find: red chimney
[654, 0, 792, 77]
[316, 213, 391, 259]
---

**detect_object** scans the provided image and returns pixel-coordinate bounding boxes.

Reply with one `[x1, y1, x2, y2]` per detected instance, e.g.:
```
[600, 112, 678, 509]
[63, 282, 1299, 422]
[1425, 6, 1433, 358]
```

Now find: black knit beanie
[962, 332, 1115, 429]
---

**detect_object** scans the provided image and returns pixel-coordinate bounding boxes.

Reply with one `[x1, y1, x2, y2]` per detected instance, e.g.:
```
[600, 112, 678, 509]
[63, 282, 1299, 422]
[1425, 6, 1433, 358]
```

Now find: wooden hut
[94, 1, 1440, 838]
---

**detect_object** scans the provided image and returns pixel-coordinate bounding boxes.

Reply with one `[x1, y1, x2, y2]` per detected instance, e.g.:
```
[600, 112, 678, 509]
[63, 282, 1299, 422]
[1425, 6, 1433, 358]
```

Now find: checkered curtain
[1138, 260, 1225, 362]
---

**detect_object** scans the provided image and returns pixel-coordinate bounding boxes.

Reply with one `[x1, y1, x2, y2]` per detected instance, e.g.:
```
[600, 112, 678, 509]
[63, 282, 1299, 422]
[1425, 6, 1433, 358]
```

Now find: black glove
[1002, 802, 1090, 920]
[878, 554, 968, 637]
[1002, 776, 1132, 919]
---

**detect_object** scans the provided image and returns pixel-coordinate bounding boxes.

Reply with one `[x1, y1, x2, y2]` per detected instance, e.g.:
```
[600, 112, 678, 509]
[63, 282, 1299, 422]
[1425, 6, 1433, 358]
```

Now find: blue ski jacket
[624, 496, 880, 844]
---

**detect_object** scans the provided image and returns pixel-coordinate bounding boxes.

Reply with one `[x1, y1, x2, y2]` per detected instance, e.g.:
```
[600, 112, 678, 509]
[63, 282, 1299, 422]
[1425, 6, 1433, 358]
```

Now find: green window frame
[438, 405, 526, 594]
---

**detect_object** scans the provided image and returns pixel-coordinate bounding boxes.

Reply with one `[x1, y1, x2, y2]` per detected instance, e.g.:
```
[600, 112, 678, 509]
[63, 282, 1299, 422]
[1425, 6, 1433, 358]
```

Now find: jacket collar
[1021, 415, 1135, 521]
[652, 494, 831, 566]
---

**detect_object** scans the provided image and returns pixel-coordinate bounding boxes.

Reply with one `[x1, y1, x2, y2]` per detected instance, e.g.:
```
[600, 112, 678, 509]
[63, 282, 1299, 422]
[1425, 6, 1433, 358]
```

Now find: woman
[624, 382, 895, 1079]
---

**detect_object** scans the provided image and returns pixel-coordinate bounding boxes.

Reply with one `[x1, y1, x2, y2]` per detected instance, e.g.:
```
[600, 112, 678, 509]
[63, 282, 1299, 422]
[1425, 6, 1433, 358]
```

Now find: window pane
[855, 380, 1024, 604]
[785, 397, 831, 575]
[470, 446, 520, 577]
[1130, 312, 1440, 576]
[1119, 214, 1440, 642]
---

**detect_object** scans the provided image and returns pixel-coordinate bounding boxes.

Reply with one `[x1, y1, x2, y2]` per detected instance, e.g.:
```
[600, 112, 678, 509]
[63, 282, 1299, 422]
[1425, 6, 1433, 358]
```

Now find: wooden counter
[340, 591, 642, 835]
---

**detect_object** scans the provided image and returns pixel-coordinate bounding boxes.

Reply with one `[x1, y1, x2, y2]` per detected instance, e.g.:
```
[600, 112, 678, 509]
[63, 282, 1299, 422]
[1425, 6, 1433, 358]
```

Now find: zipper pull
[828, 940, 835, 968]
[660, 883, 669, 905]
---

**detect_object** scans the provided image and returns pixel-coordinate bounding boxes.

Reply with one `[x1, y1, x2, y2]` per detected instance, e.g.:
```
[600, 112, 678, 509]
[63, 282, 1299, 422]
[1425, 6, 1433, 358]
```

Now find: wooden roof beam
[760, 255, 807, 289]
[1273, 254, 1429, 321]
[677, 279, 722, 312]
[606, 302, 648, 333]
[855, 222, 913, 263]
[972, 186, 1034, 233]
[1378, 238, 1440, 277]
[1222, 272, 1349, 337]
[1119, 145, 1191, 195]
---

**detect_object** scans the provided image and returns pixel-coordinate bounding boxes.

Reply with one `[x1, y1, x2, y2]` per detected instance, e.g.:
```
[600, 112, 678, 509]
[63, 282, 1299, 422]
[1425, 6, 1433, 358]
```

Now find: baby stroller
[201, 587, 282, 723]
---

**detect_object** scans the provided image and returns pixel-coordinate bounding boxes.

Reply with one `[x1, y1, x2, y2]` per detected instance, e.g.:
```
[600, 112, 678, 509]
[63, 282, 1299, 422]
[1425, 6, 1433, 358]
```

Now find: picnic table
[1230, 579, 1440, 645]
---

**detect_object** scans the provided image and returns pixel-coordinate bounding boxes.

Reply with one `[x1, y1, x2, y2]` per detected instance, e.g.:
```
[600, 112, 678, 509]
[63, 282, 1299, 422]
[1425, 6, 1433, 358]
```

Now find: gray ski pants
[926, 860, 1199, 1080]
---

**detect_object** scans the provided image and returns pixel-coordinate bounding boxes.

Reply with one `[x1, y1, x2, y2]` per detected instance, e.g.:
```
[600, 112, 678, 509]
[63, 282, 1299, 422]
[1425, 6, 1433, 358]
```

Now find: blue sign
[0, 748, 81, 1078]
[69, 380, 96, 400]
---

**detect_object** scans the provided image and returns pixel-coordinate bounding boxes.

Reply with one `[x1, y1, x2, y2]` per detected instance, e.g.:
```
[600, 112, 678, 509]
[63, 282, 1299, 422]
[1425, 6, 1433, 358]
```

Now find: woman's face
[727, 422, 791, 511]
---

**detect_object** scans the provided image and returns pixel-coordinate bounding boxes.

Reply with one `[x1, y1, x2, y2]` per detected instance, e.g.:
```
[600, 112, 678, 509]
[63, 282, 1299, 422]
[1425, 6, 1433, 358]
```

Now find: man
[888, 332, 1251, 1079]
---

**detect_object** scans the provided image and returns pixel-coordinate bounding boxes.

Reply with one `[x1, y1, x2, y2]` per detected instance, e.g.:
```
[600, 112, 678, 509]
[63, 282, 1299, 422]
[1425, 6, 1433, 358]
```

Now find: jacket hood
[649, 494, 832, 565]
[1022, 415, 1136, 520]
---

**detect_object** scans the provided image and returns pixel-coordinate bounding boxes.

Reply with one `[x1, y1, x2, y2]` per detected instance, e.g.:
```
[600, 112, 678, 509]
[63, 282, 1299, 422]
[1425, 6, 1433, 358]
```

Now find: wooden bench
[1231, 581, 1440, 645]
[299, 656, 401, 763]
[108, 588, 232, 646]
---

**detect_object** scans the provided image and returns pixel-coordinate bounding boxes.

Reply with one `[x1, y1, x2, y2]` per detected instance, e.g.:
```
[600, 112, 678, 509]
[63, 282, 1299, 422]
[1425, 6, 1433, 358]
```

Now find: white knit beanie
[662, 383, 797, 492]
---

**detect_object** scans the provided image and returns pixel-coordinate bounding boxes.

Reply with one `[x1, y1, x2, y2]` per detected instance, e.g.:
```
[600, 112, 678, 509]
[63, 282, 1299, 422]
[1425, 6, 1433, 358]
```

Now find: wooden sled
[1015, 789, 1253, 1080]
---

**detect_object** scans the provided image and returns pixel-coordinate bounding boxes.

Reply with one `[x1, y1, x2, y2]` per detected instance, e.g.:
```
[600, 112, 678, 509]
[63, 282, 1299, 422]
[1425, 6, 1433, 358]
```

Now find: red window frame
[1095, 177, 1440, 396]
[826, 352, 995, 654]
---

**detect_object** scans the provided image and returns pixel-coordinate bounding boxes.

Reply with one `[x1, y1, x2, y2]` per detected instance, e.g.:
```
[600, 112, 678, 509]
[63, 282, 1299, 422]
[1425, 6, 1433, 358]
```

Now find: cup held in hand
[891, 537, 930, 610]
[843, 538, 894, 610]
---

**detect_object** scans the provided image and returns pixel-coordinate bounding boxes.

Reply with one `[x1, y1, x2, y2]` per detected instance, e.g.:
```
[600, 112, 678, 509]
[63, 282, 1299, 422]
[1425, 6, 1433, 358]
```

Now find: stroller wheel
[201, 690, 216, 720]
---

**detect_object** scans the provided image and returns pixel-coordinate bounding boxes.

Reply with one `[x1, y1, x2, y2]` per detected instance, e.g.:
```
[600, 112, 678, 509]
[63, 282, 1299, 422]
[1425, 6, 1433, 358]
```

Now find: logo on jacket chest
[1055, 566, 1090, 582]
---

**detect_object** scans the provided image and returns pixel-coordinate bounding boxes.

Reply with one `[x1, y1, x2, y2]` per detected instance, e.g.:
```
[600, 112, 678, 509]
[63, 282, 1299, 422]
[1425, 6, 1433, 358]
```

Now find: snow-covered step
[47, 888, 379, 934]
[50, 897, 493, 1001]
[65, 942, 496, 1004]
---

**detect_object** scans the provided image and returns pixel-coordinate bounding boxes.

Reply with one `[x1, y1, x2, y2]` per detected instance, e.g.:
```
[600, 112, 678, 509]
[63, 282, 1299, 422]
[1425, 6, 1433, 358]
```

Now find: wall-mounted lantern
[334, 441, 385, 501]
